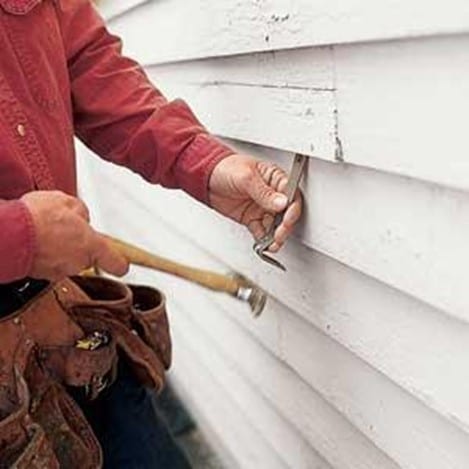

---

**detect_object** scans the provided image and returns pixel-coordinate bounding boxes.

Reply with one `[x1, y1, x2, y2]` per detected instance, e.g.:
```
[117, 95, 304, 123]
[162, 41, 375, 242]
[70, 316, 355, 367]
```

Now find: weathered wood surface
[80, 135, 469, 448]
[145, 35, 469, 189]
[145, 47, 338, 160]
[172, 305, 389, 469]
[171, 306, 332, 469]
[161, 82, 337, 160]
[170, 337, 288, 469]
[334, 35, 469, 192]
[79, 2, 469, 467]
[97, 0, 149, 21]
[88, 138, 469, 325]
[96, 184, 399, 469]
[90, 170, 469, 469]
[108, 0, 469, 65]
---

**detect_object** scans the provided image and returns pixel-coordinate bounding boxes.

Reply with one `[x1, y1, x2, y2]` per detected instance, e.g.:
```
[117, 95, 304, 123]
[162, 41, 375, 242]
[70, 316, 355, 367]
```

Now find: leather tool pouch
[0, 276, 172, 468]
[64, 276, 171, 390]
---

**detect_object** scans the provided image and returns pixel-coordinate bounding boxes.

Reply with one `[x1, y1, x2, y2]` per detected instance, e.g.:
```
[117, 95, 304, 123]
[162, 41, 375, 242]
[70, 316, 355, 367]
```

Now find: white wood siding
[78, 1, 469, 467]
[108, 0, 469, 65]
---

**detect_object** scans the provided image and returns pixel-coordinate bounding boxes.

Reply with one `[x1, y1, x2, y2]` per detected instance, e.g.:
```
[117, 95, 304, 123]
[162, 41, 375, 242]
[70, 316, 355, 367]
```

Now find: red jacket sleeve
[0, 200, 36, 283]
[57, 0, 233, 204]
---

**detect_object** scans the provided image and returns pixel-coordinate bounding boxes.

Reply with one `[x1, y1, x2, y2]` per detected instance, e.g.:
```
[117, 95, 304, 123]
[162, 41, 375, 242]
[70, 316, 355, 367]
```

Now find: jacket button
[16, 124, 26, 137]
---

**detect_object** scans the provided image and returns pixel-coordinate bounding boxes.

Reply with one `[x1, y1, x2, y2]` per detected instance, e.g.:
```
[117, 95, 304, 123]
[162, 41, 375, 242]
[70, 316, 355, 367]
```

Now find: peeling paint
[335, 136, 344, 162]
[196, 80, 336, 92]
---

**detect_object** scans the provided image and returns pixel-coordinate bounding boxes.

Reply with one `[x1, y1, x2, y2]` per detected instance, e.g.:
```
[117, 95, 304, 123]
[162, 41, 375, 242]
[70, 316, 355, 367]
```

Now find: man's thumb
[92, 234, 130, 277]
[247, 171, 288, 212]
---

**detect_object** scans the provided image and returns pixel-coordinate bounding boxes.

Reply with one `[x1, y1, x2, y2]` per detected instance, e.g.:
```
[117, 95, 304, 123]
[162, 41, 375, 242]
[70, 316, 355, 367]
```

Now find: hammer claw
[254, 244, 286, 272]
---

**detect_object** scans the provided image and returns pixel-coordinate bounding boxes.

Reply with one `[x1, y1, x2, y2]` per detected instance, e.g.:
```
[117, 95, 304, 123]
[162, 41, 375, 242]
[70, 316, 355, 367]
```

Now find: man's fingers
[277, 177, 289, 194]
[247, 220, 266, 241]
[240, 160, 304, 251]
[246, 170, 288, 213]
[269, 242, 281, 253]
[246, 183, 302, 250]
[92, 235, 129, 277]
[264, 192, 302, 252]
[258, 162, 287, 192]
[273, 223, 293, 248]
[262, 213, 274, 231]
[282, 192, 303, 228]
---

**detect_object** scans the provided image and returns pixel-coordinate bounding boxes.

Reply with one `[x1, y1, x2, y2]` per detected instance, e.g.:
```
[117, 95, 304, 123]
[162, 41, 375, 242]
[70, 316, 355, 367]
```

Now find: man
[0, 0, 302, 467]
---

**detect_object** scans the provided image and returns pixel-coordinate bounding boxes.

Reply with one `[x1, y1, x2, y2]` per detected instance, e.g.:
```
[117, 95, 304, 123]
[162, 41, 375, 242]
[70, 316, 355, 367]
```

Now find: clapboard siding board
[85, 150, 469, 434]
[173, 281, 469, 469]
[91, 178, 469, 469]
[145, 46, 338, 160]
[214, 261, 469, 437]
[168, 338, 288, 469]
[97, 0, 149, 21]
[168, 303, 332, 469]
[158, 82, 337, 160]
[146, 47, 335, 90]
[335, 35, 469, 191]
[163, 378, 241, 469]
[145, 33, 469, 189]
[108, 0, 469, 65]
[170, 355, 288, 469]
[170, 301, 388, 469]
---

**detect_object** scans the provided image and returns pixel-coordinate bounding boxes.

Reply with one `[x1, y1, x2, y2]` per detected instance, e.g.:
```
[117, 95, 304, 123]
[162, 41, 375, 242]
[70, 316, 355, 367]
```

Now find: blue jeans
[73, 361, 192, 469]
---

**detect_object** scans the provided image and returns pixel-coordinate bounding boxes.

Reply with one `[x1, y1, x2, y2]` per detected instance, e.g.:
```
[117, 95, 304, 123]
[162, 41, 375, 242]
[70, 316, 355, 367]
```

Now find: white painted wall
[78, 1, 469, 467]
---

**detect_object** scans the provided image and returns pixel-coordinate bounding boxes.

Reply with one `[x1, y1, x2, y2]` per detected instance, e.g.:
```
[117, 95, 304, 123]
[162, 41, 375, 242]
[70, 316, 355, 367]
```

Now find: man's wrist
[175, 133, 234, 205]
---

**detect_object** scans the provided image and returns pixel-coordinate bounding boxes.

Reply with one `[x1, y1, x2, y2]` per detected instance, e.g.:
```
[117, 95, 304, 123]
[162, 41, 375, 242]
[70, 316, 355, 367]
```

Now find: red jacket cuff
[0, 200, 36, 283]
[174, 133, 234, 204]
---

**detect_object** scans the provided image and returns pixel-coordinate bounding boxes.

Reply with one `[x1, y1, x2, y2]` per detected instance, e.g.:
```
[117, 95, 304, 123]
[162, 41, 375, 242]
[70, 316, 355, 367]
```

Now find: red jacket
[0, 0, 233, 283]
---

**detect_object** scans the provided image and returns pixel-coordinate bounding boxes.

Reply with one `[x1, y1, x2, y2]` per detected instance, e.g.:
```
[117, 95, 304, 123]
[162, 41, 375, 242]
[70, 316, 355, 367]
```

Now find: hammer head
[230, 273, 267, 317]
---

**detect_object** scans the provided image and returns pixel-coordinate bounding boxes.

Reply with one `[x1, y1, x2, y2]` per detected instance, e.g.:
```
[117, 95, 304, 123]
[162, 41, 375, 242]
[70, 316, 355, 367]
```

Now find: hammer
[101, 235, 267, 317]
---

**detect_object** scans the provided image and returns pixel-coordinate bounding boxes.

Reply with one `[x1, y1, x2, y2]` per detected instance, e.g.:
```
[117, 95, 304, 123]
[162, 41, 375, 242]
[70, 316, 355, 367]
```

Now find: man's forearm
[59, 0, 233, 204]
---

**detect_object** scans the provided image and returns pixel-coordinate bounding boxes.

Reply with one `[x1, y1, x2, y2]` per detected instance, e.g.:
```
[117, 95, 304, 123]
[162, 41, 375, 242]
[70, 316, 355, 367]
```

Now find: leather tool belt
[0, 275, 171, 468]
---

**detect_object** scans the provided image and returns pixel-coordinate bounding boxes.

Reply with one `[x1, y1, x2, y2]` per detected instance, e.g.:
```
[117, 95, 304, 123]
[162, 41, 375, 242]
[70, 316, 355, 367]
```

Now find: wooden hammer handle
[104, 235, 240, 296]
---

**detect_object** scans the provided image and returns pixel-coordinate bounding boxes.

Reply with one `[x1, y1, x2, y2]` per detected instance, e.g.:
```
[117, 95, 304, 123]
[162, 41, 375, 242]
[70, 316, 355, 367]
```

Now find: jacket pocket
[0, 0, 68, 111]
[0, 0, 41, 15]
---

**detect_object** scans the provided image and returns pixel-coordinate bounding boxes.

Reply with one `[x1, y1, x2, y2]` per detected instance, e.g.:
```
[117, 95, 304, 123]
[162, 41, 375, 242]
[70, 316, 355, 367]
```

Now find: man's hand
[21, 191, 129, 281]
[209, 154, 303, 253]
